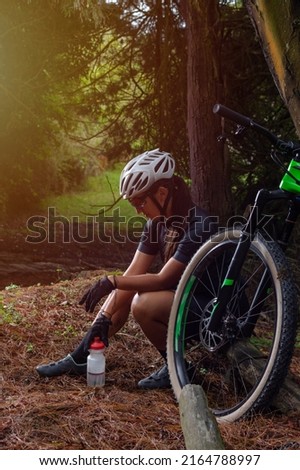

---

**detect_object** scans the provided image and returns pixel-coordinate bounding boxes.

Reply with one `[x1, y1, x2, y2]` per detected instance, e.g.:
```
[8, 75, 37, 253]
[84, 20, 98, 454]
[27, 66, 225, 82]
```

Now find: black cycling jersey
[137, 206, 218, 265]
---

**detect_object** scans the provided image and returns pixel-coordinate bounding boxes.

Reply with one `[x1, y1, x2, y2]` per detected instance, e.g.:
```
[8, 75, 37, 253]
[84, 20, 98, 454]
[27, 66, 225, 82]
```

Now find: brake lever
[234, 125, 247, 137]
[217, 125, 247, 143]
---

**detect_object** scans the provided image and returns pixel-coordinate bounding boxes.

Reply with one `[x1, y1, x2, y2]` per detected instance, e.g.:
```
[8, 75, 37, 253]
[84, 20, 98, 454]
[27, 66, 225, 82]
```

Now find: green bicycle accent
[222, 278, 234, 287]
[279, 159, 300, 194]
[168, 104, 300, 422]
[174, 275, 196, 352]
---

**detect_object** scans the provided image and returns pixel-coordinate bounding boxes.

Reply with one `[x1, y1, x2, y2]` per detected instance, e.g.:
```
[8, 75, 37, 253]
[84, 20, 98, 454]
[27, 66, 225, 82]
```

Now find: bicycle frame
[208, 188, 300, 332]
[212, 191, 300, 333]
[167, 104, 300, 421]
[207, 104, 300, 332]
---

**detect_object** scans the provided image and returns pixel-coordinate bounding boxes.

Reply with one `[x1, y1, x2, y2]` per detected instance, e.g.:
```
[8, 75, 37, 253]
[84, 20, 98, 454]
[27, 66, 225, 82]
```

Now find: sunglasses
[129, 194, 149, 210]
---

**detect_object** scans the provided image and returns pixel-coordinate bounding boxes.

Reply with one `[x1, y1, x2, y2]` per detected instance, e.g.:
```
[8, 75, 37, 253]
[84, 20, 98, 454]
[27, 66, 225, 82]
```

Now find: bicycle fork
[207, 188, 279, 332]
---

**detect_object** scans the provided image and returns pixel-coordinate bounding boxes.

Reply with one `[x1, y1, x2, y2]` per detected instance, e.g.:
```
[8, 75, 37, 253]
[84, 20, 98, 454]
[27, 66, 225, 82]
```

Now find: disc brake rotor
[199, 299, 226, 351]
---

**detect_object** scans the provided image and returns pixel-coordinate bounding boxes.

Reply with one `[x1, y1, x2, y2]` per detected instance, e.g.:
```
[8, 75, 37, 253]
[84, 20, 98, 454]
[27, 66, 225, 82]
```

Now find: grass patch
[42, 164, 137, 222]
[39, 164, 146, 242]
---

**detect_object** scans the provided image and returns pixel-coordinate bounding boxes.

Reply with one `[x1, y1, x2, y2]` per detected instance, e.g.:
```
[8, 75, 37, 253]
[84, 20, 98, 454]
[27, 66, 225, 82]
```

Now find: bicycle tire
[167, 229, 298, 422]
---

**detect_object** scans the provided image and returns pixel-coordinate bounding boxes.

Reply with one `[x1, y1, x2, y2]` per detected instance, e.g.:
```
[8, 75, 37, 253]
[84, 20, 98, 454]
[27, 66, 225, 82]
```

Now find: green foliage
[0, 0, 189, 220]
[0, 0, 100, 219]
[71, 1, 189, 174]
[0, 290, 21, 325]
[43, 164, 137, 221]
[0, 0, 297, 221]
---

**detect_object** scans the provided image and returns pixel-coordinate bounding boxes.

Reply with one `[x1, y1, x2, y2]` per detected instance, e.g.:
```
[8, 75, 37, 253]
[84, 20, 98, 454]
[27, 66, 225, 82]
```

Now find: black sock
[71, 338, 88, 364]
[158, 349, 167, 361]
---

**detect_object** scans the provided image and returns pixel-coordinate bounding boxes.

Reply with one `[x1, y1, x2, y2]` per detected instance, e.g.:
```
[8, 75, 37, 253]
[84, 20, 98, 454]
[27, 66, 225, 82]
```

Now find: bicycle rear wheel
[167, 229, 298, 422]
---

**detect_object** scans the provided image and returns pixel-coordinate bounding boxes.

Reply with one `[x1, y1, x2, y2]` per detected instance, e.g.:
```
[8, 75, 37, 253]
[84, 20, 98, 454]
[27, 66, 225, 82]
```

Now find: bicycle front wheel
[167, 229, 298, 422]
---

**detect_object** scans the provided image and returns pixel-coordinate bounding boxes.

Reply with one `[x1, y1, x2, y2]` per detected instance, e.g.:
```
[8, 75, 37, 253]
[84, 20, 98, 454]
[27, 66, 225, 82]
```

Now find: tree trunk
[227, 340, 300, 413]
[246, 0, 300, 135]
[184, 0, 232, 221]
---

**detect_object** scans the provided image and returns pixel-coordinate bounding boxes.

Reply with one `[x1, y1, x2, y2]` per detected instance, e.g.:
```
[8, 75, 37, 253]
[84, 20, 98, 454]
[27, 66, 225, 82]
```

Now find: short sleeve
[173, 208, 218, 265]
[137, 219, 161, 256]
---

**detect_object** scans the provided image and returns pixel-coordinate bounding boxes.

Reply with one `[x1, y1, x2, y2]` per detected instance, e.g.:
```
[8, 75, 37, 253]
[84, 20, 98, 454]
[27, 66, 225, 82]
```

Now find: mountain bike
[167, 104, 299, 423]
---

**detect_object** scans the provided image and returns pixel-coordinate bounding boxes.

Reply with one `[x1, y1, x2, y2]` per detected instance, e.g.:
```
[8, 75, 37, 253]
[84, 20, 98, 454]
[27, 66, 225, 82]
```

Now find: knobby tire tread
[167, 229, 298, 422]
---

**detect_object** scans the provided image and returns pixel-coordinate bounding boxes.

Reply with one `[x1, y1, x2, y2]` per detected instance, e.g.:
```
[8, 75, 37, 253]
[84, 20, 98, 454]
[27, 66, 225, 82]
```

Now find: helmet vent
[132, 173, 142, 186]
[154, 159, 165, 172]
[136, 177, 148, 191]
[119, 149, 175, 199]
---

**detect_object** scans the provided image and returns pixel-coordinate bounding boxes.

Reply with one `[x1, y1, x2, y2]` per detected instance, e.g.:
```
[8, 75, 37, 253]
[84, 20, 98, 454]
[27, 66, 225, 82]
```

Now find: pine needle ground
[1, 274, 299, 450]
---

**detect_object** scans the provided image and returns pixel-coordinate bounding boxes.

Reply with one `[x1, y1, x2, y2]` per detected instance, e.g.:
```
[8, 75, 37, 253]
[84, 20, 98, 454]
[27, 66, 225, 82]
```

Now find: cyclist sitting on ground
[36, 149, 216, 389]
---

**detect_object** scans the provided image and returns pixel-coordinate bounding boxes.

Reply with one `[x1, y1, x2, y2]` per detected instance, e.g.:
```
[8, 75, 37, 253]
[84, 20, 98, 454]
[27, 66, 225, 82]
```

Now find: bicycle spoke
[168, 231, 297, 421]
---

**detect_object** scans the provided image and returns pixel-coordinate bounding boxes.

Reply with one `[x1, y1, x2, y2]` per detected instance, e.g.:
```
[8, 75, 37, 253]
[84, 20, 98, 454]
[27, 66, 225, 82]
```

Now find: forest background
[1, 0, 298, 224]
[1, 0, 300, 452]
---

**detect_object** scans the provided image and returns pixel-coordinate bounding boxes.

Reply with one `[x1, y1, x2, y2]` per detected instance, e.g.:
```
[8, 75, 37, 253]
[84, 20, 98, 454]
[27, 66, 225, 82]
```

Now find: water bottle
[87, 337, 105, 387]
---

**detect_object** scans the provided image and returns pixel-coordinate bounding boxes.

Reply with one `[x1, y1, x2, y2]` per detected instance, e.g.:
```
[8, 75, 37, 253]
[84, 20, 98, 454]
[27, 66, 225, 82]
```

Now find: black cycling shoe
[137, 363, 171, 390]
[36, 354, 87, 378]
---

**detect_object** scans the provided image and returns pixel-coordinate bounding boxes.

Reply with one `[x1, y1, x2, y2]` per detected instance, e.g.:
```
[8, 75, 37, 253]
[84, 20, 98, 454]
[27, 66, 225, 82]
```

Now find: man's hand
[79, 276, 115, 313]
[83, 314, 112, 350]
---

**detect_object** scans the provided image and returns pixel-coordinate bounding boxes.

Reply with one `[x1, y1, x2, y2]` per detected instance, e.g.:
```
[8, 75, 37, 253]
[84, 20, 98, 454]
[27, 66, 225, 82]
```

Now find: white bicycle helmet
[119, 148, 175, 199]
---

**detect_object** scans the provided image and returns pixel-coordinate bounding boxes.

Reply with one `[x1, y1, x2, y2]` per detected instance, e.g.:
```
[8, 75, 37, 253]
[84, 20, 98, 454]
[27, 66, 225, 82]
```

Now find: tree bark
[179, 385, 225, 449]
[183, 0, 232, 221]
[227, 340, 300, 413]
[246, 0, 300, 135]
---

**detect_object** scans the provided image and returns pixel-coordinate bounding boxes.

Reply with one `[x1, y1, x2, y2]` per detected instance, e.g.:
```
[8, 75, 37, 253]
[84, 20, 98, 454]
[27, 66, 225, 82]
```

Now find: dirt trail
[0, 224, 137, 289]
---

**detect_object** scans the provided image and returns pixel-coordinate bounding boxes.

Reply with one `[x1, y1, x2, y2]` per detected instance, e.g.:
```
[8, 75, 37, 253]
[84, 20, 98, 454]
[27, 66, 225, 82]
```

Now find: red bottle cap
[90, 337, 105, 350]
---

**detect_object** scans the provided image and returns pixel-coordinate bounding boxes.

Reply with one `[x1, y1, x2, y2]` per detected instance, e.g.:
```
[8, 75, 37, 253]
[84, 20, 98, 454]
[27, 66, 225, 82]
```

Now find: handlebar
[213, 104, 252, 128]
[213, 103, 297, 153]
